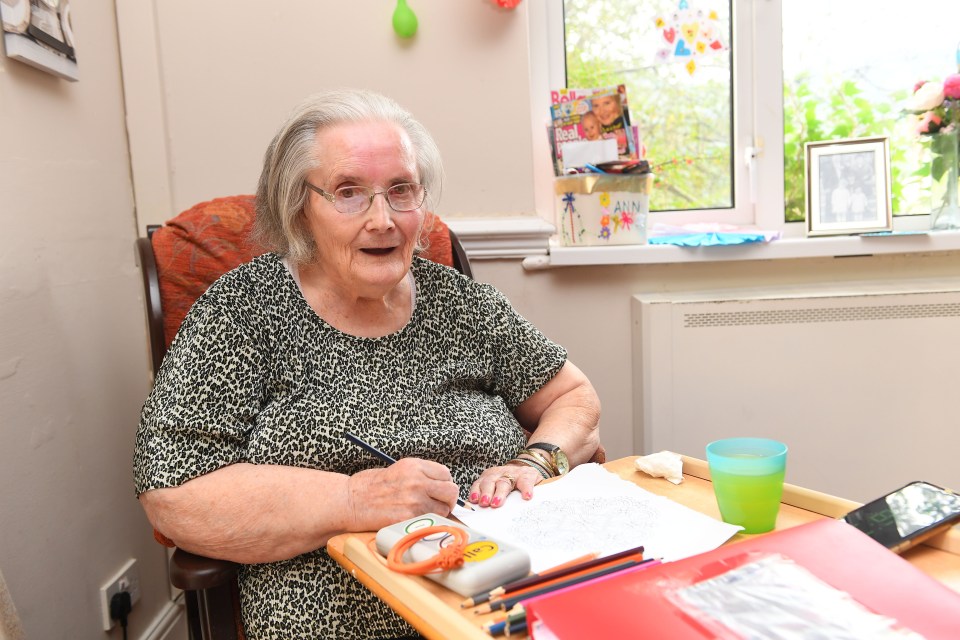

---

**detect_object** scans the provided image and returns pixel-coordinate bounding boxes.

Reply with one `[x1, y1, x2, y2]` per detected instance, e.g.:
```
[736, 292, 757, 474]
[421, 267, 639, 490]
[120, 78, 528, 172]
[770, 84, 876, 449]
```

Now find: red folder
[525, 518, 960, 639]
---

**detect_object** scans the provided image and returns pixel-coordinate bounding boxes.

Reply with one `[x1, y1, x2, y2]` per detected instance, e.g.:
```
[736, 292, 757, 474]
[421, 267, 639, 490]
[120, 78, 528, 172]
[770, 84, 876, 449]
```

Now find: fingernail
[480, 495, 490, 506]
[470, 492, 479, 502]
[491, 496, 501, 506]
[523, 491, 532, 499]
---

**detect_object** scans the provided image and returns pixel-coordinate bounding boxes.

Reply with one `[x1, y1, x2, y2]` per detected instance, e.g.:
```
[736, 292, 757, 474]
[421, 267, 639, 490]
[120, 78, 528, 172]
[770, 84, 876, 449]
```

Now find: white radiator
[631, 284, 960, 503]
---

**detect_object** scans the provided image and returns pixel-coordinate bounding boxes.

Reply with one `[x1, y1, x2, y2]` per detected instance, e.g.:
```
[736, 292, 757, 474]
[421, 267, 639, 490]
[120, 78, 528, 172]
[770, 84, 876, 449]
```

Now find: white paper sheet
[454, 463, 741, 573]
[560, 138, 618, 171]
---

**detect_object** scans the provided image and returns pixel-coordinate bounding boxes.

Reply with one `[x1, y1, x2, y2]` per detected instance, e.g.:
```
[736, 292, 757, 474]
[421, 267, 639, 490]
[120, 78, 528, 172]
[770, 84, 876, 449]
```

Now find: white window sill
[445, 215, 960, 269]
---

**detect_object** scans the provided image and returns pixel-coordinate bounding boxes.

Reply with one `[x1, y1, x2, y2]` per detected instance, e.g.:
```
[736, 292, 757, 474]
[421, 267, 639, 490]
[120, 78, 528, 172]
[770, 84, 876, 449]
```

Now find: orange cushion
[421, 212, 454, 268]
[151, 195, 264, 349]
[151, 196, 455, 349]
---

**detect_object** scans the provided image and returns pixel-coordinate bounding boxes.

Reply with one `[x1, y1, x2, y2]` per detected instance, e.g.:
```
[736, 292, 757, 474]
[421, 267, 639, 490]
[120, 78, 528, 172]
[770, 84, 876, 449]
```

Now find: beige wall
[125, 0, 539, 228]
[0, 3, 170, 640]
[122, 0, 960, 468]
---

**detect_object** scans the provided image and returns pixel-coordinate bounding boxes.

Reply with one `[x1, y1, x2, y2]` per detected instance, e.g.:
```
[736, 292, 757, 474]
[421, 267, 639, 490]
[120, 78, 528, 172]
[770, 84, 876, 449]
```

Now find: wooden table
[327, 456, 960, 640]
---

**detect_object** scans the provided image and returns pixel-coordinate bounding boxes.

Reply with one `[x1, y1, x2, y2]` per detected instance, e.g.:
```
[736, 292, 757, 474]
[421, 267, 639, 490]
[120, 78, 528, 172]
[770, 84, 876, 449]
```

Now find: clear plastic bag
[667, 553, 924, 640]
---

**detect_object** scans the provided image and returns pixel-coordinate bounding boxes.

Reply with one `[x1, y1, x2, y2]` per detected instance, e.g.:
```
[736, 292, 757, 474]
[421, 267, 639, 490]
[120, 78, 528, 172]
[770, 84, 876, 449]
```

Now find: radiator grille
[684, 302, 960, 328]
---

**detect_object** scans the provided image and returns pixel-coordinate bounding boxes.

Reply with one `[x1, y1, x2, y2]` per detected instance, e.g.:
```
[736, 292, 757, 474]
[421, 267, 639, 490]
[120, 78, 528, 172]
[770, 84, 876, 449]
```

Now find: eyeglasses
[306, 182, 427, 215]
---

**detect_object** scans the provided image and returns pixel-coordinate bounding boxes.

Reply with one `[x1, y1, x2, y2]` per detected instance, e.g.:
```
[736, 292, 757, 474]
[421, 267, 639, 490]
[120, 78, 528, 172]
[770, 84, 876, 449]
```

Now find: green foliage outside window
[783, 76, 921, 222]
[565, 0, 733, 213]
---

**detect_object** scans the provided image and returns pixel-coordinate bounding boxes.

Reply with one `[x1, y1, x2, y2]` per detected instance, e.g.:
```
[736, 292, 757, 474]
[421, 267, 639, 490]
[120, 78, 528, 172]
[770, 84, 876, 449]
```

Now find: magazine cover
[549, 84, 638, 174]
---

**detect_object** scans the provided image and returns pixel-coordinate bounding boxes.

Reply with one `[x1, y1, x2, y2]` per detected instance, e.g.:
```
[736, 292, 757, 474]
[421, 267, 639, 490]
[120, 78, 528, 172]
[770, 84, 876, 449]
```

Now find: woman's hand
[468, 463, 543, 508]
[347, 458, 461, 530]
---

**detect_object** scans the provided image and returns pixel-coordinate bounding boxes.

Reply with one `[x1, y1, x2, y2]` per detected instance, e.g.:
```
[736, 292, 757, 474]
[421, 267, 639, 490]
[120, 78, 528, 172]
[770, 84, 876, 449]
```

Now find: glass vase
[930, 130, 960, 231]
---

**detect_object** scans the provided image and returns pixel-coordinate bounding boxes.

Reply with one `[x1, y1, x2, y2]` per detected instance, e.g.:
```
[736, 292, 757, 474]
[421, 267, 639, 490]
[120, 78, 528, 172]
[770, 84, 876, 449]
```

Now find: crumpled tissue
[635, 450, 684, 484]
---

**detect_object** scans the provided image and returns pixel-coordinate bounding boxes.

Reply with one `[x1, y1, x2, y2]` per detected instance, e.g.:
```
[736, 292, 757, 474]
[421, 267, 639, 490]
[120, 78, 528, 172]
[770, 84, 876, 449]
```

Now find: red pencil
[477, 557, 652, 613]
[461, 551, 600, 608]
[469, 544, 644, 610]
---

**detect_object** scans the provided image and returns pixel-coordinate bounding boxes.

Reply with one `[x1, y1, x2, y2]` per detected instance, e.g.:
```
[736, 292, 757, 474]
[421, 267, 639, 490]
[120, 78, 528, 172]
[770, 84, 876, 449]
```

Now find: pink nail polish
[480, 495, 490, 506]
[470, 492, 479, 502]
[492, 496, 501, 506]
[523, 491, 532, 499]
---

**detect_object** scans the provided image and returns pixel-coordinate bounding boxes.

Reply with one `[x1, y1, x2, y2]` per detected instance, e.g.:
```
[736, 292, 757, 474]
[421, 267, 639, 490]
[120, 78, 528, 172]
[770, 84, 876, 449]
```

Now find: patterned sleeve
[475, 283, 568, 410]
[133, 286, 267, 494]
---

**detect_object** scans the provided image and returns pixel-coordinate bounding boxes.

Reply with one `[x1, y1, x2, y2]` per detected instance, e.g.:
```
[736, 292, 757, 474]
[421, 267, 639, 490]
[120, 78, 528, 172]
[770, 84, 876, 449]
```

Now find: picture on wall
[805, 137, 892, 236]
[1, 0, 77, 81]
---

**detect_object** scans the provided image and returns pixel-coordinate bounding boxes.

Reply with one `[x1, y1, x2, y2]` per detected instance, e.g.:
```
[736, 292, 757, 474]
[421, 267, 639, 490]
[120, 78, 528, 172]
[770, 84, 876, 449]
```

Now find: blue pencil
[344, 431, 474, 511]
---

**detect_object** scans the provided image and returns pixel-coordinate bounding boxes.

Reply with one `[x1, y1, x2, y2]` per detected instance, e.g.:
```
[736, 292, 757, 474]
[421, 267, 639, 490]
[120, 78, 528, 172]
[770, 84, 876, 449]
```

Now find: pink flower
[906, 81, 945, 112]
[944, 74, 960, 100]
[917, 111, 943, 135]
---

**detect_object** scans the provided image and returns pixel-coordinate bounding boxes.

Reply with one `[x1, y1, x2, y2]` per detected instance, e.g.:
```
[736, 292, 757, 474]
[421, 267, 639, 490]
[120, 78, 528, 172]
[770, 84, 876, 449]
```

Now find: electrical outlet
[99, 558, 141, 631]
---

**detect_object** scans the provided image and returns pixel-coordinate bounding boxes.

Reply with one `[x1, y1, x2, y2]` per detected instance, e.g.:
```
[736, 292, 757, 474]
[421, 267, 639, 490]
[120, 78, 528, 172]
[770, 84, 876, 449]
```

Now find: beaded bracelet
[386, 525, 469, 575]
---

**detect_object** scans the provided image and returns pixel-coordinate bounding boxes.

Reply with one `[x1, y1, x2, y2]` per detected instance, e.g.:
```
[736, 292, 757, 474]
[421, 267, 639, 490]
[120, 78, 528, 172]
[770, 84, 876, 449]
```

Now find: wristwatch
[526, 442, 570, 476]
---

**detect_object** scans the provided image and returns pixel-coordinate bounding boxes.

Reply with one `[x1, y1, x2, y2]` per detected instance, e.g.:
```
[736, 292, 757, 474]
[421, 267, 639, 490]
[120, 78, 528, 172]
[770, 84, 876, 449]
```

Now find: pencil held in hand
[344, 431, 474, 511]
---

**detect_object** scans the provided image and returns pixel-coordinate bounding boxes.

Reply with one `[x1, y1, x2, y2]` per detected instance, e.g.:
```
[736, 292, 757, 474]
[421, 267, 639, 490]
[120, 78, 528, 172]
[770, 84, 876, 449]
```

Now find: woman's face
[591, 95, 621, 126]
[303, 120, 424, 299]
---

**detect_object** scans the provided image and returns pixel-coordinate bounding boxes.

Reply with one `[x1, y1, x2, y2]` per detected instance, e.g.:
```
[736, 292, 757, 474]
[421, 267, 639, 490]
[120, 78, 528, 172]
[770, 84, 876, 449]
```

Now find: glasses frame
[305, 182, 427, 215]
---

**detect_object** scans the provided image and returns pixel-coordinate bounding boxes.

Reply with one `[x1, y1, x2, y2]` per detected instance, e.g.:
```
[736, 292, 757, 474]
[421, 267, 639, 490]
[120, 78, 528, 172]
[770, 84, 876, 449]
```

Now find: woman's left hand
[468, 463, 543, 508]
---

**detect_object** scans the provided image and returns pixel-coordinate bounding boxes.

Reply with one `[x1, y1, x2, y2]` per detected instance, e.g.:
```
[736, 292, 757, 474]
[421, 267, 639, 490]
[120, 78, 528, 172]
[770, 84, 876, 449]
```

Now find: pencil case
[375, 513, 531, 596]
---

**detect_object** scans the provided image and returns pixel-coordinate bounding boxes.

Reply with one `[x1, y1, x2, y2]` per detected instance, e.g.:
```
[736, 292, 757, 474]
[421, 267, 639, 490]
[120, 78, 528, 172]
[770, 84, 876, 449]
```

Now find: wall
[0, 3, 172, 640]
[472, 249, 960, 468]
[0, 1, 951, 637]
[122, 0, 539, 229]
[121, 0, 960, 469]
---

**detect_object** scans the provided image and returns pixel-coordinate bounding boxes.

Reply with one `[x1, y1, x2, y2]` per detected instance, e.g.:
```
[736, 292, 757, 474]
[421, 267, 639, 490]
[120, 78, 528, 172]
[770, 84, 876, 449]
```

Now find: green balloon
[392, 0, 418, 38]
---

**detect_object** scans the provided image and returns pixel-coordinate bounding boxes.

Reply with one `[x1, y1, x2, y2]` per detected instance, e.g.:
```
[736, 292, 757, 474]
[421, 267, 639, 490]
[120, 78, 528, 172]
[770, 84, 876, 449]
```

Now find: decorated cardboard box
[555, 174, 653, 246]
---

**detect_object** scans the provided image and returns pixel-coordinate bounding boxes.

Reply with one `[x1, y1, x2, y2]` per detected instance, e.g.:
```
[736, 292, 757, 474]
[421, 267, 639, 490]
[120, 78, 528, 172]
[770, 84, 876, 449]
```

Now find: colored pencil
[483, 605, 527, 636]
[461, 551, 599, 607]
[485, 559, 647, 612]
[463, 545, 643, 608]
[504, 619, 528, 636]
[493, 545, 643, 596]
[473, 550, 647, 613]
[344, 431, 474, 511]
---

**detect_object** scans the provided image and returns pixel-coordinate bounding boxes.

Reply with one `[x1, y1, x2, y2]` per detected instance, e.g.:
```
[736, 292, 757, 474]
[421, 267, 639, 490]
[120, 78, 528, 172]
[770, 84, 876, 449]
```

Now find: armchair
[134, 195, 601, 639]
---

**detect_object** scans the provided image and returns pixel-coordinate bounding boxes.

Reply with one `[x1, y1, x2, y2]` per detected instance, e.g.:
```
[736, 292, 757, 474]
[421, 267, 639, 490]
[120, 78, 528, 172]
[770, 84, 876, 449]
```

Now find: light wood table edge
[328, 456, 960, 639]
[341, 537, 489, 640]
[680, 455, 960, 555]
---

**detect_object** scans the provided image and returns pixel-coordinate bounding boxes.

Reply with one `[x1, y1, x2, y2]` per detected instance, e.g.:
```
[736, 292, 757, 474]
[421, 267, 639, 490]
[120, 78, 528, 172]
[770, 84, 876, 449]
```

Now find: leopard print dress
[134, 253, 567, 639]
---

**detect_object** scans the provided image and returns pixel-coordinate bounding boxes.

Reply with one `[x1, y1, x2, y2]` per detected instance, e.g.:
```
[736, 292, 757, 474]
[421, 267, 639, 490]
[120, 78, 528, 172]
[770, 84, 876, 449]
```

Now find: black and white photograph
[806, 137, 892, 236]
[0, 0, 77, 81]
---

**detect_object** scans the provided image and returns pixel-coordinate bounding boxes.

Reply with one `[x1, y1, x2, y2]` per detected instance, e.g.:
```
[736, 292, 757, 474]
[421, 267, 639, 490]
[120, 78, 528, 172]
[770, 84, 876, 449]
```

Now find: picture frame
[1, 0, 78, 82]
[805, 136, 892, 236]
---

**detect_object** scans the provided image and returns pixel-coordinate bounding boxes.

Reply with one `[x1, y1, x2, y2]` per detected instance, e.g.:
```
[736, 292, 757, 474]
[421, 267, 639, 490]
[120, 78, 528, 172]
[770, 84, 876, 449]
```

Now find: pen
[344, 431, 474, 511]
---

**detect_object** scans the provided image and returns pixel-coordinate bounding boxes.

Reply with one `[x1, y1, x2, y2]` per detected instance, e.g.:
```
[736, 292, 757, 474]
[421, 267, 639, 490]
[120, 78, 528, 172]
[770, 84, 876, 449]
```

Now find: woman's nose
[364, 193, 395, 229]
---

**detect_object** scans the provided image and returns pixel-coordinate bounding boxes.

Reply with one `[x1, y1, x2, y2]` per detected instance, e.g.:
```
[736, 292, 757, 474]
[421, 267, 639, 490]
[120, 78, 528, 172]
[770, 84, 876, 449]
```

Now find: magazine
[549, 84, 639, 175]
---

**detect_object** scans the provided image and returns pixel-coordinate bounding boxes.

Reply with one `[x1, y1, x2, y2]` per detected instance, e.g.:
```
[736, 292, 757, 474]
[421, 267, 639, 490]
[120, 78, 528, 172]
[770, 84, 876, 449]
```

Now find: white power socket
[99, 558, 142, 631]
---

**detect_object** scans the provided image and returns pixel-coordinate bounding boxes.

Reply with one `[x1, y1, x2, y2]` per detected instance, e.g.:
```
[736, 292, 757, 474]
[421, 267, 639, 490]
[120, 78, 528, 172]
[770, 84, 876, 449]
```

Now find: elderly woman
[134, 89, 601, 639]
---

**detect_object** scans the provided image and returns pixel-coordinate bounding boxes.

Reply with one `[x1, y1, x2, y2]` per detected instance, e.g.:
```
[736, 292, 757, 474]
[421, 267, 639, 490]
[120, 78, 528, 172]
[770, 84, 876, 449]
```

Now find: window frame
[524, 0, 960, 267]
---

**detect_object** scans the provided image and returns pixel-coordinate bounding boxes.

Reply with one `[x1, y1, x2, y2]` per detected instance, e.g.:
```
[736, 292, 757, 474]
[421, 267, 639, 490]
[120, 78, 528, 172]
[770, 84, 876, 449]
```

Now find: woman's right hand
[346, 458, 461, 532]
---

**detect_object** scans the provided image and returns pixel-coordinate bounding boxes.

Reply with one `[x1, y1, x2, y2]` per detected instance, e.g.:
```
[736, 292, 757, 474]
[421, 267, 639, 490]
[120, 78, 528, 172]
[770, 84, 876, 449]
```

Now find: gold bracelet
[521, 447, 559, 477]
[510, 456, 551, 480]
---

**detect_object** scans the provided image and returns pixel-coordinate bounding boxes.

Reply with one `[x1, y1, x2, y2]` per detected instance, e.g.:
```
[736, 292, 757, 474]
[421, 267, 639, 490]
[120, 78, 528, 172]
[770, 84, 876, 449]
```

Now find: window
[781, 1, 960, 222]
[544, 0, 960, 240]
[565, 0, 734, 214]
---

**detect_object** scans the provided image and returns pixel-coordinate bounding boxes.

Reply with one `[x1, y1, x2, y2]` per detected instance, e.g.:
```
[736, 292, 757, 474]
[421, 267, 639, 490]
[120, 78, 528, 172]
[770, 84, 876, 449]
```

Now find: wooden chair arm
[170, 548, 240, 591]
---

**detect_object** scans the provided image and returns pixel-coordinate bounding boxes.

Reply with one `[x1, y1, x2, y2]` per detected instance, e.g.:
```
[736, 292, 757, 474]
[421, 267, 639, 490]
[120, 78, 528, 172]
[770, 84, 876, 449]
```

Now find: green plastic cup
[706, 438, 788, 534]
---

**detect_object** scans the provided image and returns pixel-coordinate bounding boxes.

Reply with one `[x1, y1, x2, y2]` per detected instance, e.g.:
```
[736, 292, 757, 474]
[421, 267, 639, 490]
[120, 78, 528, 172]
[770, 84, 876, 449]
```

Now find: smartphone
[841, 480, 960, 553]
